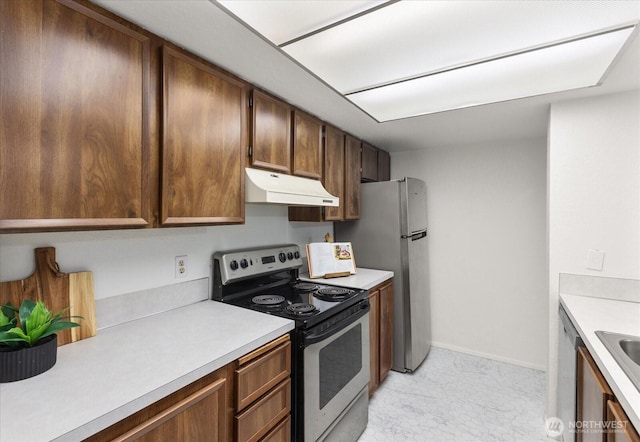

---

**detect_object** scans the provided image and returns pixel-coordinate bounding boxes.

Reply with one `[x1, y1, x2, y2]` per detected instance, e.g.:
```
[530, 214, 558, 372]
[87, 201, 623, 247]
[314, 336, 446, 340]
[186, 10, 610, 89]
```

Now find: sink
[620, 339, 640, 365]
[596, 331, 640, 392]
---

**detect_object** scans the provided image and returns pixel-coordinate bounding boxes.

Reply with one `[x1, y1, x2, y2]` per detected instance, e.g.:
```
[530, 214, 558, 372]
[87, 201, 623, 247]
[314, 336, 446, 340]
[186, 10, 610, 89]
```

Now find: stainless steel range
[212, 244, 370, 442]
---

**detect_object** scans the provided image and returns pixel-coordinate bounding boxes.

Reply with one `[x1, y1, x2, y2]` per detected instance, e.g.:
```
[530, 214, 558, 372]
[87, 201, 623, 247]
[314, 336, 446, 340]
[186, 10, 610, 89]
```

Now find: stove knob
[294, 251, 300, 259]
[278, 252, 287, 263]
[229, 260, 239, 271]
[287, 252, 294, 260]
[240, 258, 248, 269]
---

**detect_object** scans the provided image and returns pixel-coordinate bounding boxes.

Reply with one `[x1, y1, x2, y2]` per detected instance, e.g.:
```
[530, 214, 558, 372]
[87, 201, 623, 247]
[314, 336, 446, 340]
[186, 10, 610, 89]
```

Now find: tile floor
[358, 346, 550, 442]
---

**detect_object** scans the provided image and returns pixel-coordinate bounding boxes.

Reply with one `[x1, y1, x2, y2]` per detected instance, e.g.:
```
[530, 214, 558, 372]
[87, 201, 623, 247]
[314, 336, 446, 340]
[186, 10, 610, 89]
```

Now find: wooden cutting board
[0, 247, 96, 346]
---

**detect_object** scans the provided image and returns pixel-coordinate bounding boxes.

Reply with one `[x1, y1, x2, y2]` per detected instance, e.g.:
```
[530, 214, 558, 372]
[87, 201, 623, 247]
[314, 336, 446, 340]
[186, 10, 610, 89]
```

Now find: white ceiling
[92, 0, 640, 152]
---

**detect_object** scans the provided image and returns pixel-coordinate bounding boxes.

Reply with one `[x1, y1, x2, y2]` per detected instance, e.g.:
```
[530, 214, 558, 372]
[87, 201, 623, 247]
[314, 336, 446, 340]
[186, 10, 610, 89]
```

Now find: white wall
[391, 137, 548, 370]
[547, 90, 640, 416]
[0, 204, 331, 300]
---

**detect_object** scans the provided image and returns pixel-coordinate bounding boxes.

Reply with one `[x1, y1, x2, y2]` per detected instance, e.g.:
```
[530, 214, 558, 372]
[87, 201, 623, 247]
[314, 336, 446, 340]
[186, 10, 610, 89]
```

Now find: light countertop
[299, 267, 393, 290]
[560, 294, 640, 430]
[0, 301, 294, 442]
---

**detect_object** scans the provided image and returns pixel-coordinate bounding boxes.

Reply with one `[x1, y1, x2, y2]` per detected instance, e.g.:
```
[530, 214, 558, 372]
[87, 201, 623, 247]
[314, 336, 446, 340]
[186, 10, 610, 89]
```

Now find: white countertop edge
[58, 323, 293, 441]
[559, 294, 640, 430]
[299, 267, 394, 290]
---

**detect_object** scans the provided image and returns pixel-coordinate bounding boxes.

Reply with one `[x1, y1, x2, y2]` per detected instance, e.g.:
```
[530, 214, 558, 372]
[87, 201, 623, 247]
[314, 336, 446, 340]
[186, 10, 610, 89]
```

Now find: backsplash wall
[0, 204, 331, 300]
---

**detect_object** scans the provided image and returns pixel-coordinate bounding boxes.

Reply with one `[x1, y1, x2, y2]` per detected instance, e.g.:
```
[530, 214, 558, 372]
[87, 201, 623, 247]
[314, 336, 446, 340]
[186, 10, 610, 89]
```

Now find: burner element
[252, 295, 285, 306]
[286, 303, 318, 315]
[293, 282, 319, 292]
[315, 287, 353, 301]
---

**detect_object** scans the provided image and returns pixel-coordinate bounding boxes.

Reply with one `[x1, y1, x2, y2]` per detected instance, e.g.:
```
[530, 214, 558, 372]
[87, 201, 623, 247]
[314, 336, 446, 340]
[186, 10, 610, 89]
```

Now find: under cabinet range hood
[245, 168, 339, 207]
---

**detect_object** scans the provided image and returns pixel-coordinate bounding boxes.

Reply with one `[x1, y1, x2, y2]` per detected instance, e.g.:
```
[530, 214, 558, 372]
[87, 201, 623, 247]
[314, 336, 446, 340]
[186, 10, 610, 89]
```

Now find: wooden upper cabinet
[161, 46, 246, 226]
[288, 124, 349, 222]
[322, 126, 346, 221]
[344, 135, 362, 220]
[361, 142, 379, 182]
[378, 149, 391, 181]
[292, 110, 323, 180]
[0, 0, 152, 232]
[249, 89, 292, 174]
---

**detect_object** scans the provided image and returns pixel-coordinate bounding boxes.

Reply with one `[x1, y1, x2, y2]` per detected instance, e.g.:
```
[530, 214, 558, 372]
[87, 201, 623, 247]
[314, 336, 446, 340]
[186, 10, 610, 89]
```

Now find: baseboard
[431, 341, 547, 372]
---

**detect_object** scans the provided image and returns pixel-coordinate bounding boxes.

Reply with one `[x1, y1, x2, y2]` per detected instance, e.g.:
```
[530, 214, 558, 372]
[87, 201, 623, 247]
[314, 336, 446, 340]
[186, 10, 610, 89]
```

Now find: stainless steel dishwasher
[557, 304, 584, 442]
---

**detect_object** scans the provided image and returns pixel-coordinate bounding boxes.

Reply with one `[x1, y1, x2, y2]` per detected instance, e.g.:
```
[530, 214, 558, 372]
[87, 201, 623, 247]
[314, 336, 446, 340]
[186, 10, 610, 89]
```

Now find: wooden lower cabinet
[577, 346, 639, 442]
[235, 334, 292, 442]
[607, 400, 640, 442]
[84, 335, 291, 442]
[578, 345, 615, 442]
[84, 364, 234, 442]
[368, 279, 394, 397]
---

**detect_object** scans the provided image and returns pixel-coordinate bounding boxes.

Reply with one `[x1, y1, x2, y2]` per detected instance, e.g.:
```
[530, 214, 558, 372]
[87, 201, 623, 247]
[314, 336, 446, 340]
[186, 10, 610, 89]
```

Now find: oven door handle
[303, 302, 369, 346]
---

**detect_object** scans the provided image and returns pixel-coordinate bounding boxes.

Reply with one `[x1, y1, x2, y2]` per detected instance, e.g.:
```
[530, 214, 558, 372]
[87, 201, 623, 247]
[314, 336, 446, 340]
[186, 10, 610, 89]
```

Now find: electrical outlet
[175, 255, 188, 279]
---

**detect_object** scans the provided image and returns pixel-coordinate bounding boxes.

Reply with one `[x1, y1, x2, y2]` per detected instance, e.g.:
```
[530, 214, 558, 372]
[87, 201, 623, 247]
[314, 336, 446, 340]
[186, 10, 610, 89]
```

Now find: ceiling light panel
[282, 0, 640, 93]
[216, 0, 385, 46]
[348, 27, 636, 121]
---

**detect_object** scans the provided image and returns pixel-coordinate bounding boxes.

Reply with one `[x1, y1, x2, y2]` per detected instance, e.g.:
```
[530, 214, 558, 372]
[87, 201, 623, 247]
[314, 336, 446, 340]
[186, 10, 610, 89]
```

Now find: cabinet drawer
[235, 379, 291, 442]
[236, 337, 291, 411]
[261, 415, 291, 442]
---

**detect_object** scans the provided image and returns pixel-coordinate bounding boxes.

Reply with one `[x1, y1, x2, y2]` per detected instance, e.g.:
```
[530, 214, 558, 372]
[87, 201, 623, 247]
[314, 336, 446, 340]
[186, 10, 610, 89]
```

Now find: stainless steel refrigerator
[335, 177, 431, 373]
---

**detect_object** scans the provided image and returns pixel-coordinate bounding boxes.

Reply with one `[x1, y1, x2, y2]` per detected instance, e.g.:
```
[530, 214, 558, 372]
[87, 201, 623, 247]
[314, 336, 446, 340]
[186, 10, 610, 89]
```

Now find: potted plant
[0, 299, 81, 383]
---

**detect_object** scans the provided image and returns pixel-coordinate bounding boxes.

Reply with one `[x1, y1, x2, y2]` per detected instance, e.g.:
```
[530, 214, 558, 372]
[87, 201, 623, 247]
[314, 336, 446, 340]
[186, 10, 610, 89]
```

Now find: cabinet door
[377, 149, 391, 181]
[361, 143, 378, 182]
[116, 378, 228, 442]
[287, 124, 345, 222]
[578, 346, 614, 442]
[344, 135, 361, 220]
[378, 281, 394, 384]
[292, 110, 322, 180]
[368, 288, 380, 397]
[250, 90, 292, 173]
[85, 364, 234, 442]
[607, 400, 640, 442]
[322, 125, 346, 221]
[162, 46, 246, 225]
[0, 0, 152, 231]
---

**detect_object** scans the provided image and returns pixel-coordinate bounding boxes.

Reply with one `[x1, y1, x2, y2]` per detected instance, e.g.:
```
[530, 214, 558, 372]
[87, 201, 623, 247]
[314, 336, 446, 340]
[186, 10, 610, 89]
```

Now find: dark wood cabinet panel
[235, 334, 291, 442]
[250, 90, 292, 174]
[378, 281, 394, 384]
[161, 46, 246, 225]
[361, 142, 378, 182]
[368, 279, 394, 397]
[288, 124, 345, 222]
[322, 125, 346, 221]
[344, 135, 361, 220]
[607, 400, 640, 442]
[378, 149, 391, 181]
[368, 289, 380, 397]
[578, 346, 614, 442]
[0, 0, 153, 231]
[85, 364, 234, 442]
[292, 110, 323, 180]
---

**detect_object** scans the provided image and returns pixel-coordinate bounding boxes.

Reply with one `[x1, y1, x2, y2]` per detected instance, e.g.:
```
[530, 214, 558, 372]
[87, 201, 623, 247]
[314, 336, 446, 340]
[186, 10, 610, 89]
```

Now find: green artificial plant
[0, 300, 81, 348]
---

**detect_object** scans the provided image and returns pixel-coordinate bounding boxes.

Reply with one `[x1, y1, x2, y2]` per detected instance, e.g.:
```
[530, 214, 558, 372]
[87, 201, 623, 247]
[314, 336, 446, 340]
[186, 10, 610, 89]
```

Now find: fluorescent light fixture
[347, 26, 636, 121]
[216, 0, 639, 120]
[216, 0, 385, 46]
[282, 1, 640, 94]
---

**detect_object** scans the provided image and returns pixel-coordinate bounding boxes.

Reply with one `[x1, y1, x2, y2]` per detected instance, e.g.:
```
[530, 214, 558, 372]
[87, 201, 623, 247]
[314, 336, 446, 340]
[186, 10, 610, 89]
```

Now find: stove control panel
[214, 244, 303, 285]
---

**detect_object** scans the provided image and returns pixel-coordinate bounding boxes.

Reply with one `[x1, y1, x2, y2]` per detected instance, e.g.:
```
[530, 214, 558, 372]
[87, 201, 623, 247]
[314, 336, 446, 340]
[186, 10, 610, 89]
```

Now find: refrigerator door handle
[401, 230, 427, 241]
